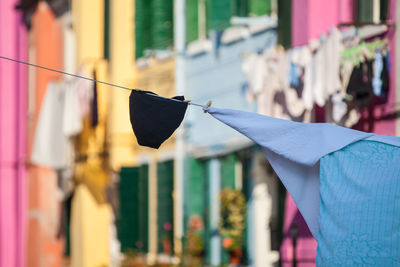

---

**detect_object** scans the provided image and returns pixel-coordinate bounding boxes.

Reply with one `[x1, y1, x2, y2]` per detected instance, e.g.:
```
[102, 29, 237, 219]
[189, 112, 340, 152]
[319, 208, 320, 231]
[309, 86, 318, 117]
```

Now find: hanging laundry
[372, 51, 390, 98]
[317, 141, 400, 266]
[63, 81, 82, 136]
[76, 69, 92, 118]
[91, 70, 99, 128]
[372, 51, 383, 96]
[31, 79, 84, 169]
[242, 53, 266, 98]
[205, 106, 400, 236]
[324, 28, 343, 99]
[205, 106, 400, 265]
[346, 60, 374, 108]
[129, 90, 188, 149]
[331, 91, 347, 123]
[301, 45, 315, 110]
[31, 81, 69, 168]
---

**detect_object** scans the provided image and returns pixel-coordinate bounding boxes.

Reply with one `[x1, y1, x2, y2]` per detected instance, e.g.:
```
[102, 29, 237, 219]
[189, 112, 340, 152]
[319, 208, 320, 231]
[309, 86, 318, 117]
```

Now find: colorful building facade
[0, 0, 28, 266]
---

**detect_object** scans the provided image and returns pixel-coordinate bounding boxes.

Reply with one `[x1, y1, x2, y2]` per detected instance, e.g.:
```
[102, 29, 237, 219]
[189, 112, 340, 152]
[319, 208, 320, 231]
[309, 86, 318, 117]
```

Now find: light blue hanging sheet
[317, 140, 400, 266]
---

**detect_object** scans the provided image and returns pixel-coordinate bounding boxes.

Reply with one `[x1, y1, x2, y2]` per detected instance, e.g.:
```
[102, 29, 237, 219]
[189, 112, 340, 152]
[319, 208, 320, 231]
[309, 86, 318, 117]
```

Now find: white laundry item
[76, 69, 92, 118]
[332, 91, 347, 123]
[313, 40, 326, 107]
[63, 81, 82, 136]
[302, 47, 314, 110]
[285, 87, 306, 117]
[62, 13, 76, 75]
[31, 81, 69, 169]
[330, 28, 344, 95]
[258, 49, 290, 119]
[285, 48, 307, 118]
[340, 61, 354, 97]
[242, 53, 266, 96]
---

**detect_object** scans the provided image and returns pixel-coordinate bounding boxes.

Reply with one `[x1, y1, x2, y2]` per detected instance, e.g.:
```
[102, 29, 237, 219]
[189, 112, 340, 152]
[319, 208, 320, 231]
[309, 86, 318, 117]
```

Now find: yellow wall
[70, 1, 111, 266]
[71, 185, 111, 267]
[109, 0, 137, 170]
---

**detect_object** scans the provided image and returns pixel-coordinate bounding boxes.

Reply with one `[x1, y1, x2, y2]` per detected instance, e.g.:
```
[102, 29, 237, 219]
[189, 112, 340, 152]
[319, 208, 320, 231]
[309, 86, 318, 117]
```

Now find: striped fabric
[317, 141, 400, 266]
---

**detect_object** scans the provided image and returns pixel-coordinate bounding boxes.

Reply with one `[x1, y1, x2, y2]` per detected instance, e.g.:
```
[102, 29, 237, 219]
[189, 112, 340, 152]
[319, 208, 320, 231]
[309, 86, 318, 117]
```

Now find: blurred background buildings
[0, 0, 398, 266]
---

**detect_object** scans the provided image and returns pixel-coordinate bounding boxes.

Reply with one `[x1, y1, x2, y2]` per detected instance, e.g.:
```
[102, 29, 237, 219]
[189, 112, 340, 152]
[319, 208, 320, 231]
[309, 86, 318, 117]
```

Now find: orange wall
[27, 3, 64, 267]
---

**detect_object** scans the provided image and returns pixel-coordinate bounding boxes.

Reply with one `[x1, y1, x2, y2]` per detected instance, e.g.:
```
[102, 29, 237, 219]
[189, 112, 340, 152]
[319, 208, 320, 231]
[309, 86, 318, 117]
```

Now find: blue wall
[185, 29, 277, 149]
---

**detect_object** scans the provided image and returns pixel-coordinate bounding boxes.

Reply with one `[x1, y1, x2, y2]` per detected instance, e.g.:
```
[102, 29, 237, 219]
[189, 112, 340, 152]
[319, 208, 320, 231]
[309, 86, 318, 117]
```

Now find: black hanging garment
[129, 90, 188, 149]
[91, 70, 99, 128]
[346, 60, 374, 108]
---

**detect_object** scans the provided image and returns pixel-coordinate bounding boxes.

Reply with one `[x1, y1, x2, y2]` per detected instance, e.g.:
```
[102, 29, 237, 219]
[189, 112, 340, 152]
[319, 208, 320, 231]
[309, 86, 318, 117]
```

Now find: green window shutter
[186, 0, 199, 43]
[278, 0, 291, 49]
[233, 0, 249, 17]
[208, 0, 233, 31]
[157, 160, 174, 252]
[221, 154, 237, 189]
[186, 158, 206, 219]
[203, 160, 211, 264]
[135, 0, 152, 58]
[104, 0, 110, 60]
[380, 0, 389, 21]
[138, 165, 149, 252]
[118, 166, 149, 253]
[357, 0, 373, 23]
[249, 0, 272, 16]
[152, 0, 174, 50]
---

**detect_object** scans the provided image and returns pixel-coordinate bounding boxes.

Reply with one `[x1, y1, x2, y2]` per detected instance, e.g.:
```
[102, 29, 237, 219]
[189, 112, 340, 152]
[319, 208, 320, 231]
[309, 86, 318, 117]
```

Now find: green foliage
[218, 188, 247, 251]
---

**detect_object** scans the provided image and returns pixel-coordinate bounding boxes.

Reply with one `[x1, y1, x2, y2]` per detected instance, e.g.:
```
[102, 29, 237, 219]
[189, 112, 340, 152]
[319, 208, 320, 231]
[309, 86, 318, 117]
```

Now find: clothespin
[203, 100, 212, 113]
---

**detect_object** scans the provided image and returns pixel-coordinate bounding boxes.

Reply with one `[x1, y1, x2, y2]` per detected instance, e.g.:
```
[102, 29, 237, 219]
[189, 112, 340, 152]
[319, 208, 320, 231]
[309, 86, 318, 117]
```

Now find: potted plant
[184, 214, 205, 265]
[162, 222, 173, 254]
[218, 188, 247, 265]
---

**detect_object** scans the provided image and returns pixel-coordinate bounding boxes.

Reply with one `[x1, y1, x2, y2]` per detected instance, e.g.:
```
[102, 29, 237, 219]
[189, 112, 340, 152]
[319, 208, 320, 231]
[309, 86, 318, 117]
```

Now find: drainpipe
[173, 0, 186, 258]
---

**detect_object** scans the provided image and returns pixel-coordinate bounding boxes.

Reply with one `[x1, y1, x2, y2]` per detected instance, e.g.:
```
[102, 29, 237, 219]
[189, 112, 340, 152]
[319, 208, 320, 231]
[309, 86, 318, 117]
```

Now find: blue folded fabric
[207, 107, 400, 238]
[317, 141, 400, 266]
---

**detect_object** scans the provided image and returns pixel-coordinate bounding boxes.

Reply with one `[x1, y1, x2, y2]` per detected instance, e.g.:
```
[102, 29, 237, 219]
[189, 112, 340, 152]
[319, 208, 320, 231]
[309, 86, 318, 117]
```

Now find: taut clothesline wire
[0, 55, 205, 108]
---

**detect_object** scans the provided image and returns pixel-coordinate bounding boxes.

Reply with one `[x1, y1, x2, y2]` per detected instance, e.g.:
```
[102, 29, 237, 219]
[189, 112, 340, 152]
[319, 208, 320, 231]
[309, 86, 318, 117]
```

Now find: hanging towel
[206, 107, 400, 238]
[31, 81, 69, 168]
[129, 90, 188, 149]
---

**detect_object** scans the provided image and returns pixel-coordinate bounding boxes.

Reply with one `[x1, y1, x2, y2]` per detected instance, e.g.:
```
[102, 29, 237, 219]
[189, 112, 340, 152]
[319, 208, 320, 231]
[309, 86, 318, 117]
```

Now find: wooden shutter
[208, 0, 233, 31]
[221, 154, 237, 189]
[152, 0, 174, 49]
[278, 0, 291, 49]
[233, 0, 249, 17]
[249, 0, 272, 16]
[186, 0, 199, 43]
[104, 0, 110, 59]
[157, 160, 174, 252]
[135, 0, 152, 58]
[118, 166, 149, 252]
[380, 0, 389, 21]
[357, 0, 374, 23]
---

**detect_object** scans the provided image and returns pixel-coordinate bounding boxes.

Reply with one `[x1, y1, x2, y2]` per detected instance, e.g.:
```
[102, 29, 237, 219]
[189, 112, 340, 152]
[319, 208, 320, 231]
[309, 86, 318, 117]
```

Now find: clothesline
[0, 55, 205, 108]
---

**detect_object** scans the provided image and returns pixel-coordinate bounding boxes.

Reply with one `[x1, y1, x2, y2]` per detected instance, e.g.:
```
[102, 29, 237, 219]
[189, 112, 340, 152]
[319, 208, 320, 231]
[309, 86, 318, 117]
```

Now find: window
[186, 0, 273, 43]
[277, 0, 291, 49]
[135, 0, 174, 59]
[118, 166, 149, 253]
[157, 160, 175, 253]
[356, 0, 389, 24]
[104, 0, 110, 60]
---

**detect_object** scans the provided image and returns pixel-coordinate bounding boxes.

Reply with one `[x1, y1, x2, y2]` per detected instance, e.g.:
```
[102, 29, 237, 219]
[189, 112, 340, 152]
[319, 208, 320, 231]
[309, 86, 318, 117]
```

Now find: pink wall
[0, 0, 28, 266]
[292, 0, 354, 47]
[280, 195, 317, 267]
